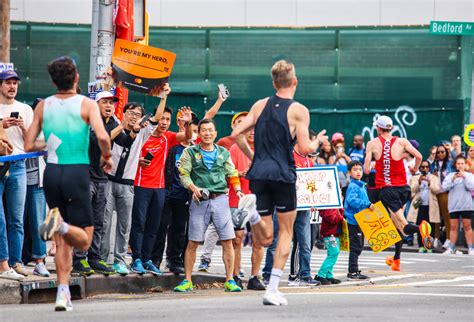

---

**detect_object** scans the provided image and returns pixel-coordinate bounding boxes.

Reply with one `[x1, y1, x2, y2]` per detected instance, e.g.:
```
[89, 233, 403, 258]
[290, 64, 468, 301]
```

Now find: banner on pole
[354, 201, 401, 253]
[112, 39, 176, 95]
[296, 166, 343, 210]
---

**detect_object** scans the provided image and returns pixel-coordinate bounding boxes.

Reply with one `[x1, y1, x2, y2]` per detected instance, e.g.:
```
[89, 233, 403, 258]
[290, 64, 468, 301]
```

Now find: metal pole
[89, 0, 99, 82]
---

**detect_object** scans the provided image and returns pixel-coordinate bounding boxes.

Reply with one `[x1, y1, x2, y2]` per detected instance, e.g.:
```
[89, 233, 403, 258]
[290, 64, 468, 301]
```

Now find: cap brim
[97, 96, 119, 102]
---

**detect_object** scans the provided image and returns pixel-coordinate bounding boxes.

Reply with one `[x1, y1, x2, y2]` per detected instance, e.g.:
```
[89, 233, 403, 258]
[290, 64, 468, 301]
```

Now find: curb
[0, 272, 226, 305]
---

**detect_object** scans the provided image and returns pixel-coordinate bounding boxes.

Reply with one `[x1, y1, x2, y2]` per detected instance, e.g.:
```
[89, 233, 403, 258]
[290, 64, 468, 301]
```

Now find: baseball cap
[373, 115, 393, 130]
[231, 111, 248, 126]
[95, 91, 119, 102]
[0, 70, 20, 81]
[331, 132, 344, 143]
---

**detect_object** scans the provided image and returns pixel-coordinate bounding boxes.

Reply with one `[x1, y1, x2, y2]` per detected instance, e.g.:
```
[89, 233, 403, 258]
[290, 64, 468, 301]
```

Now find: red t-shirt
[134, 131, 179, 188]
[374, 136, 407, 188]
[228, 144, 252, 208]
[293, 151, 313, 168]
[217, 136, 235, 150]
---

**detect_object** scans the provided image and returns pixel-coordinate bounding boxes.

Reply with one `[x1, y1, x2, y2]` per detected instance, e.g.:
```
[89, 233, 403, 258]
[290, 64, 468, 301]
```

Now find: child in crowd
[314, 207, 344, 285]
[344, 161, 374, 277]
[441, 155, 474, 255]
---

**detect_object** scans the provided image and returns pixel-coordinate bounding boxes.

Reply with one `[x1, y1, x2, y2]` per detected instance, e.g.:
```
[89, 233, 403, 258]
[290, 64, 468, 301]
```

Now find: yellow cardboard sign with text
[354, 201, 401, 253]
[340, 219, 350, 252]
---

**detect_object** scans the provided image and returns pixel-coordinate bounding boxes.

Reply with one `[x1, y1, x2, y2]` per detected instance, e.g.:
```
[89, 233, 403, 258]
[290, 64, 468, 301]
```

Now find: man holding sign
[364, 115, 433, 271]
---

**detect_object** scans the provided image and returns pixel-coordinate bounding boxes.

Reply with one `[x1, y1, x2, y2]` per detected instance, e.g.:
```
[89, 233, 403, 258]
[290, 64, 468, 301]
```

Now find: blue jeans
[290, 210, 312, 278]
[25, 185, 47, 259]
[129, 186, 166, 262]
[263, 211, 279, 279]
[0, 160, 27, 265]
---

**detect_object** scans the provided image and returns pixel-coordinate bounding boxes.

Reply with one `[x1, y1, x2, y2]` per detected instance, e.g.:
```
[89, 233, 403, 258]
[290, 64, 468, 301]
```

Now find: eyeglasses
[127, 111, 142, 118]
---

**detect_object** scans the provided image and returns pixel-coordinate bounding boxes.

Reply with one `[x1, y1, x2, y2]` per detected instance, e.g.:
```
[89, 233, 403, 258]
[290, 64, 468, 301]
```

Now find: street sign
[430, 21, 474, 36]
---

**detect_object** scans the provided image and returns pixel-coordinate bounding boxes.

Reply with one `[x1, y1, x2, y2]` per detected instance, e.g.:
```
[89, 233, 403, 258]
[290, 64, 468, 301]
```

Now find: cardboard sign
[354, 201, 401, 253]
[112, 39, 176, 95]
[340, 219, 350, 252]
[296, 166, 343, 210]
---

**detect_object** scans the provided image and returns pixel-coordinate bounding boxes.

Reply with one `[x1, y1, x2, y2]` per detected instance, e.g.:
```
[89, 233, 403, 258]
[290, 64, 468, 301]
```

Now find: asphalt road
[2, 247, 473, 322]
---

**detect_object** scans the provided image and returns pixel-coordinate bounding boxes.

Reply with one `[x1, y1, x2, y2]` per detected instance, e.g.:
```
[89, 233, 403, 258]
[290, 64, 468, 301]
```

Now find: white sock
[268, 268, 282, 293]
[58, 284, 70, 296]
[58, 222, 69, 236]
[249, 210, 262, 226]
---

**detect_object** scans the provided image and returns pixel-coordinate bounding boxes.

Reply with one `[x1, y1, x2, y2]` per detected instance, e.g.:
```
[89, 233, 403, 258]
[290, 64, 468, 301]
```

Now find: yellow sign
[340, 220, 350, 252]
[464, 124, 474, 147]
[112, 39, 176, 95]
[354, 201, 401, 253]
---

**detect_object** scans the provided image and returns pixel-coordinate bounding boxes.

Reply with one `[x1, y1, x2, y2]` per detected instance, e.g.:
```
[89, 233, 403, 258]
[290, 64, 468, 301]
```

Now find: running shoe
[314, 275, 331, 285]
[130, 259, 146, 275]
[391, 259, 401, 271]
[233, 275, 243, 289]
[419, 221, 433, 249]
[198, 259, 210, 272]
[113, 262, 129, 276]
[328, 277, 341, 285]
[443, 248, 463, 255]
[33, 263, 50, 277]
[299, 276, 321, 286]
[385, 255, 394, 266]
[262, 290, 288, 306]
[143, 260, 163, 276]
[89, 260, 116, 276]
[287, 275, 300, 287]
[39, 207, 63, 241]
[238, 194, 257, 216]
[55, 290, 73, 312]
[12, 263, 30, 276]
[224, 279, 242, 292]
[442, 239, 450, 249]
[72, 259, 95, 276]
[469, 248, 474, 256]
[247, 276, 266, 290]
[232, 209, 250, 230]
[174, 279, 193, 292]
[433, 238, 441, 249]
[418, 247, 427, 253]
[0, 268, 25, 281]
[347, 271, 369, 280]
[169, 263, 185, 275]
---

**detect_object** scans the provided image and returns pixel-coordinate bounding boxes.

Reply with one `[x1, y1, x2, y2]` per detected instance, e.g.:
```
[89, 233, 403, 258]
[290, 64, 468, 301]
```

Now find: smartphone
[217, 84, 229, 100]
[140, 113, 152, 127]
[10, 112, 19, 119]
[144, 152, 154, 161]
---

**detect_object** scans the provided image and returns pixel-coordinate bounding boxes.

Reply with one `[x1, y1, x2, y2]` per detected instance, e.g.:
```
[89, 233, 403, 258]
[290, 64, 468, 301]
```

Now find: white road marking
[284, 291, 474, 298]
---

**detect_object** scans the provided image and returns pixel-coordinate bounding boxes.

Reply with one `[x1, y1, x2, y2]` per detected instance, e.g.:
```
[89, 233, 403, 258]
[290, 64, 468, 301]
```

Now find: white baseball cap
[95, 91, 119, 102]
[373, 115, 393, 130]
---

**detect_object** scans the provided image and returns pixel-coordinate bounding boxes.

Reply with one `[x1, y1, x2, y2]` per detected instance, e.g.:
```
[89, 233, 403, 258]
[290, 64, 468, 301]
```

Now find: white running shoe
[0, 268, 25, 281]
[238, 194, 257, 215]
[468, 248, 474, 256]
[55, 290, 73, 312]
[442, 248, 454, 255]
[433, 238, 441, 249]
[263, 290, 288, 306]
[442, 240, 450, 249]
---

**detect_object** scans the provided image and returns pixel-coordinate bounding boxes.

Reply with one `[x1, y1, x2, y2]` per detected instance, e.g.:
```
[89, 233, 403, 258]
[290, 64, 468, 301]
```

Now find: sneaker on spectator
[169, 263, 184, 274]
[433, 238, 441, 249]
[287, 275, 300, 287]
[299, 276, 321, 286]
[247, 276, 266, 290]
[328, 277, 341, 285]
[224, 279, 242, 292]
[174, 279, 193, 292]
[468, 248, 474, 256]
[55, 290, 73, 312]
[143, 260, 163, 276]
[198, 259, 210, 272]
[347, 271, 369, 280]
[442, 239, 450, 249]
[130, 259, 146, 274]
[113, 262, 129, 276]
[239, 268, 245, 278]
[73, 259, 95, 276]
[233, 275, 243, 289]
[33, 262, 50, 277]
[314, 275, 331, 285]
[12, 263, 30, 276]
[89, 260, 115, 276]
[0, 268, 25, 281]
[443, 248, 462, 255]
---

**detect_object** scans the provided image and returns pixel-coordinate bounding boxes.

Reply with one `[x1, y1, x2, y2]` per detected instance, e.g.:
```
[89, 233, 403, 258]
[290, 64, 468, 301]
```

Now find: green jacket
[178, 144, 238, 193]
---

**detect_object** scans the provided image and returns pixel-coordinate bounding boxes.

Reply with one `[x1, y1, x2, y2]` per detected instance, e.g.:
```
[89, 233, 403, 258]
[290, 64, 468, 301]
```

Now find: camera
[201, 189, 210, 200]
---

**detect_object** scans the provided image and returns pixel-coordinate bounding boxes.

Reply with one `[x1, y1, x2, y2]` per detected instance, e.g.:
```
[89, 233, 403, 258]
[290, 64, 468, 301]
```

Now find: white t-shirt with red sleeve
[134, 131, 178, 189]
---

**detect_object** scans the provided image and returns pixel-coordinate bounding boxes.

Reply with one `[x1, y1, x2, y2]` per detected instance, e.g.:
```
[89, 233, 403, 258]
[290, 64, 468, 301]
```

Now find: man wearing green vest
[24, 56, 113, 312]
[174, 118, 244, 293]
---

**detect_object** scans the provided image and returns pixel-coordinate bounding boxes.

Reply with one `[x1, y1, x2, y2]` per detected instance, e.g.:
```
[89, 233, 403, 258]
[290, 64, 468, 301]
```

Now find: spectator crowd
[0, 63, 473, 291]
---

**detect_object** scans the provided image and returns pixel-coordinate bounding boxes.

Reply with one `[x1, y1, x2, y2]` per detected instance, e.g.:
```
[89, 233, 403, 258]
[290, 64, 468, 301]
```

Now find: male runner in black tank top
[231, 60, 327, 306]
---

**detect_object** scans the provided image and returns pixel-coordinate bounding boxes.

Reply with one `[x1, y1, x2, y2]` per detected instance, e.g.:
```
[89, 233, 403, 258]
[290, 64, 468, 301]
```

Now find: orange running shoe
[385, 256, 394, 267]
[391, 259, 401, 271]
[419, 220, 433, 249]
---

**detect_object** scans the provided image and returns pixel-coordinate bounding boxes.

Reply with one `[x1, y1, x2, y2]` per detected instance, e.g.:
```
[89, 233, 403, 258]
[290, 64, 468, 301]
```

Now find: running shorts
[249, 179, 296, 216]
[379, 185, 411, 213]
[43, 164, 93, 228]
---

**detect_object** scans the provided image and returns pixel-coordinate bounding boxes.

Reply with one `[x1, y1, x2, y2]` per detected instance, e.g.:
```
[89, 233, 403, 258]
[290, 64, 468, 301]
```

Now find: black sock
[394, 231, 403, 260]
[403, 224, 418, 236]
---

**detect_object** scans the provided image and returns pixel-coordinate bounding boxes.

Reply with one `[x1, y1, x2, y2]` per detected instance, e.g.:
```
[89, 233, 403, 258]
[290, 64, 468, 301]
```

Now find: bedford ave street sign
[430, 21, 474, 35]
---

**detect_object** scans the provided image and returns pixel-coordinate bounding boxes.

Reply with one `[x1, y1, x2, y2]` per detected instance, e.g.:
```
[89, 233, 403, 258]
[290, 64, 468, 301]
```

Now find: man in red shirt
[129, 105, 193, 275]
[217, 112, 248, 150]
[364, 115, 432, 271]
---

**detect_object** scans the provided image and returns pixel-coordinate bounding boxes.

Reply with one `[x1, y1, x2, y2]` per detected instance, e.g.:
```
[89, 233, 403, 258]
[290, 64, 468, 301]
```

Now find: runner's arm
[294, 104, 325, 155]
[364, 141, 373, 175]
[24, 101, 46, 152]
[403, 139, 422, 173]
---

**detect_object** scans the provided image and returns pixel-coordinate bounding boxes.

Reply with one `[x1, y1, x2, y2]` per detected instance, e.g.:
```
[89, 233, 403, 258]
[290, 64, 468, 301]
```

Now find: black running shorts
[249, 180, 297, 216]
[449, 210, 473, 220]
[43, 164, 93, 228]
[379, 185, 411, 213]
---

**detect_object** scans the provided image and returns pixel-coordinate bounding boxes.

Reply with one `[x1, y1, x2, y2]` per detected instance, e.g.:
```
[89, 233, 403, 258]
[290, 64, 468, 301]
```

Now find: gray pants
[200, 223, 219, 262]
[100, 181, 134, 264]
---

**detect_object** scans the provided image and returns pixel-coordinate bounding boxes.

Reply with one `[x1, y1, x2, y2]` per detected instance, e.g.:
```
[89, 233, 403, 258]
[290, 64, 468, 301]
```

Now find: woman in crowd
[466, 146, 474, 250]
[427, 146, 437, 165]
[317, 140, 335, 165]
[430, 144, 453, 248]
